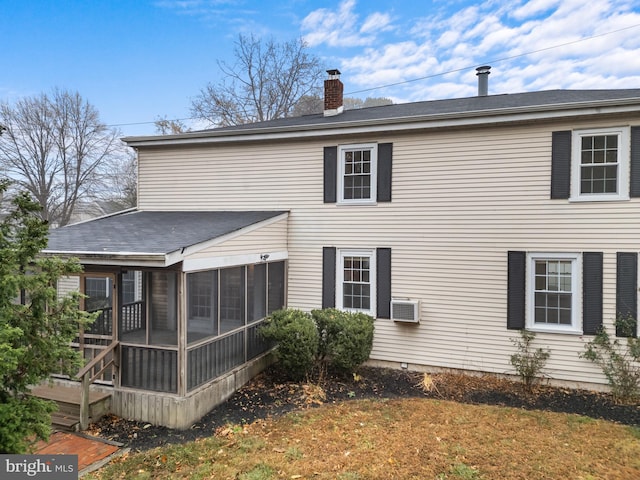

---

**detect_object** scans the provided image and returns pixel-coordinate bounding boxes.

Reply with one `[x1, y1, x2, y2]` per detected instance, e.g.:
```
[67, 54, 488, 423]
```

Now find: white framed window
[338, 143, 377, 204]
[527, 253, 582, 334]
[571, 127, 630, 202]
[337, 249, 376, 315]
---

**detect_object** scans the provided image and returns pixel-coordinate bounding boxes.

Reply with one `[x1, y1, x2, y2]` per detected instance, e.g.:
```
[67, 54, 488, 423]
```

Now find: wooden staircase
[31, 383, 112, 432]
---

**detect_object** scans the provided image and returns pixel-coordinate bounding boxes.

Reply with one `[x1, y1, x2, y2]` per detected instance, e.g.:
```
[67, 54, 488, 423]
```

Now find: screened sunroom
[43, 209, 288, 428]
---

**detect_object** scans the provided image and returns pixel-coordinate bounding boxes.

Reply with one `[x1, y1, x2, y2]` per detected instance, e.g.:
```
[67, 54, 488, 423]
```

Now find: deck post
[80, 374, 90, 430]
[76, 339, 119, 430]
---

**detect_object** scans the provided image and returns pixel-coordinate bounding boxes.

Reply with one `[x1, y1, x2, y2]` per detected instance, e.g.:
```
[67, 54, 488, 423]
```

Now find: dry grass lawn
[88, 397, 640, 479]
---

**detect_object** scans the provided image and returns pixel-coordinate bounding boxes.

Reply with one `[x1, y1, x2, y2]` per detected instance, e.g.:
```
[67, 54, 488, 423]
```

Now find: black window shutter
[616, 252, 638, 337]
[507, 251, 526, 330]
[582, 252, 603, 335]
[324, 146, 337, 203]
[376, 248, 391, 318]
[551, 131, 571, 199]
[630, 126, 640, 197]
[377, 143, 392, 202]
[322, 247, 336, 308]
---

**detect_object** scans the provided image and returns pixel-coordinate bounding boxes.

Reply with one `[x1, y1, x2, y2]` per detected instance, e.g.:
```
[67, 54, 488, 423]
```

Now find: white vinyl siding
[186, 217, 288, 260]
[136, 113, 640, 387]
[57, 275, 80, 298]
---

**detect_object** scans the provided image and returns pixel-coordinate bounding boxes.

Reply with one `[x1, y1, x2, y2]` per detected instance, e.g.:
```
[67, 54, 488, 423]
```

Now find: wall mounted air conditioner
[390, 299, 420, 323]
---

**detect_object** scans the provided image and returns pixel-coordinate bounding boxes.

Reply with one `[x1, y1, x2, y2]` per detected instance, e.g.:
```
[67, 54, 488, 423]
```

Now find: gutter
[41, 250, 170, 267]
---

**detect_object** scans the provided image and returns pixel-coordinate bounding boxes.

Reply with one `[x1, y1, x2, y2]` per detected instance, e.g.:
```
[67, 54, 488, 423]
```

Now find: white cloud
[360, 12, 393, 34]
[301, 0, 393, 47]
[154, 0, 238, 9]
[511, 0, 561, 20]
[343, 42, 439, 87]
[321, 0, 640, 102]
[153, 0, 259, 30]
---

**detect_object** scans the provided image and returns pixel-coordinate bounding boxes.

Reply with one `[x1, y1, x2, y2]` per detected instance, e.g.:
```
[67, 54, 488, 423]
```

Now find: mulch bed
[87, 366, 640, 452]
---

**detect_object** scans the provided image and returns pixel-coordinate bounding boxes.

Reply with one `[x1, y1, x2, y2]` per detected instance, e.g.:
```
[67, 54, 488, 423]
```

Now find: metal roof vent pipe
[476, 65, 491, 96]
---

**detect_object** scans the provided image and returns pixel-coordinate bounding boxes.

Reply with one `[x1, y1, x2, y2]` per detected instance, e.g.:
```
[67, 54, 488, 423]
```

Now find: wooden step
[31, 383, 112, 431]
[50, 412, 81, 432]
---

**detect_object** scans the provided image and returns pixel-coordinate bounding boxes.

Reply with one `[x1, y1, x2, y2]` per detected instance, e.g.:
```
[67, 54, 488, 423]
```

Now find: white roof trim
[183, 250, 288, 272]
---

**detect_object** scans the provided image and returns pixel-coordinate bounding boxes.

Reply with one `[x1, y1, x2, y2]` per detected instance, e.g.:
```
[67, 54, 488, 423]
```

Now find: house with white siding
[43, 67, 640, 428]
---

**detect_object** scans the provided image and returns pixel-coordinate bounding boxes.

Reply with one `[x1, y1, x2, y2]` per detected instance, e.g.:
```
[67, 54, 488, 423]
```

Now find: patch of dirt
[87, 366, 640, 452]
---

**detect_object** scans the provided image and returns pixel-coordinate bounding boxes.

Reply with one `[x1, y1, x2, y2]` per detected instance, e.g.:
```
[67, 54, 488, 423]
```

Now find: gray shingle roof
[45, 210, 286, 255]
[123, 89, 640, 144]
[207, 89, 640, 131]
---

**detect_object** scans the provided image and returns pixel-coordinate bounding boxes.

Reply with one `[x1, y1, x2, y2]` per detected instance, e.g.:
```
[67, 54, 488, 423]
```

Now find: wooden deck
[31, 383, 112, 431]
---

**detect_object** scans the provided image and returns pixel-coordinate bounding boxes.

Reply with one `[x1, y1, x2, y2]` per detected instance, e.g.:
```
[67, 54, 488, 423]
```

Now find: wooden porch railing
[76, 339, 119, 430]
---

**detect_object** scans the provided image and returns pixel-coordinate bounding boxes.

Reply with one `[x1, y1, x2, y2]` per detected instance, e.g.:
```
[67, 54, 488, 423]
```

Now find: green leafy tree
[0, 179, 92, 453]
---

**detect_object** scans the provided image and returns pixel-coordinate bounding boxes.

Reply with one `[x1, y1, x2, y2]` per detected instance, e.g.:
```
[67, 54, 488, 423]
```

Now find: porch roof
[43, 210, 288, 267]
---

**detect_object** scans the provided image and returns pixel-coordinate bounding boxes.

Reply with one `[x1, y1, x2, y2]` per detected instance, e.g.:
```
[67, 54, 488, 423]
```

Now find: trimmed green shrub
[312, 307, 343, 362]
[312, 308, 375, 372]
[259, 309, 318, 380]
[260, 308, 375, 379]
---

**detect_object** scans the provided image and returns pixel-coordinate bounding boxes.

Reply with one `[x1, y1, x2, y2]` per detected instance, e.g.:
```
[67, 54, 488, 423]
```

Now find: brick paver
[36, 431, 120, 472]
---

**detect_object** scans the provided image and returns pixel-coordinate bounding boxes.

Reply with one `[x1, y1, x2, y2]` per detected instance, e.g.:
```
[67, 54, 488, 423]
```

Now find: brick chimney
[324, 69, 344, 117]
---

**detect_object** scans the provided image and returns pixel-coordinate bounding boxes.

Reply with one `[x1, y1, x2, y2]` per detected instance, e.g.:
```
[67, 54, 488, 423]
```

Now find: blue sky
[2, 0, 639, 136]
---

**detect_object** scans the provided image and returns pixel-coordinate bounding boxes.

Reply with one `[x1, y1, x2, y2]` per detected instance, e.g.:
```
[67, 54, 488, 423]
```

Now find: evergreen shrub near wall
[259, 309, 319, 380]
[312, 308, 375, 372]
[259, 308, 375, 380]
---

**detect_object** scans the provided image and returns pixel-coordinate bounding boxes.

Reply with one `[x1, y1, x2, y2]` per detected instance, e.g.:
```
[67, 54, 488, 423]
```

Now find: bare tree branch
[291, 95, 394, 116]
[94, 147, 137, 211]
[0, 90, 121, 226]
[191, 34, 324, 127]
[154, 116, 189, 135]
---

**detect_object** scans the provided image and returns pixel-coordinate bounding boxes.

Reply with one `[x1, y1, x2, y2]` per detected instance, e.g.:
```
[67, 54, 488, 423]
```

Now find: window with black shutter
[324, 143, 392, 204]
[322, 246, 391, 318]
[507, 251, 603, 335]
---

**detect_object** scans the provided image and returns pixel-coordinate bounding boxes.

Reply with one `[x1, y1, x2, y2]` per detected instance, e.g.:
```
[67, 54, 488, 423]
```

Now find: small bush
[509, 329, 550, 390]
[260, 308, 375, 380]
[581, 315, 640, 404]
[259, 309, 318, 380]
[312, 308, 343, 362]
[312, 308, 375, 372]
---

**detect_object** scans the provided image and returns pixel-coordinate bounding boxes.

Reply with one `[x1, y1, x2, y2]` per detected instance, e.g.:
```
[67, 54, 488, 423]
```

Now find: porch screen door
[81, 274, 116, 384]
